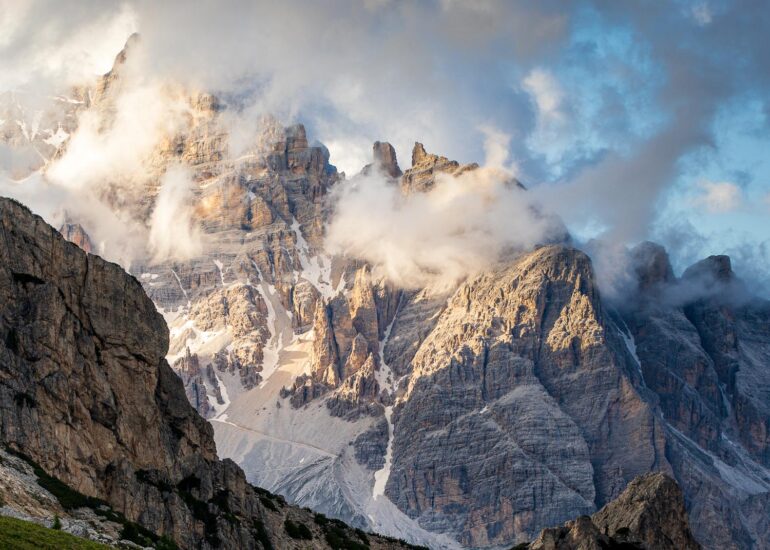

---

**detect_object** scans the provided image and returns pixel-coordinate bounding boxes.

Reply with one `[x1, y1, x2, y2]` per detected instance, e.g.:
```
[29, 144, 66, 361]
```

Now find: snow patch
[373, 406, 394, 499]
[43, 125, 68, 148]
[167, 318, 228, 363]
[373, 303, 401, 500]
[616, 320, 644, 382]
[170, 268, 190, 304]
[214, 259, 227, 286]
[250, 260, 287, 386]
[291, 218, 338, 299]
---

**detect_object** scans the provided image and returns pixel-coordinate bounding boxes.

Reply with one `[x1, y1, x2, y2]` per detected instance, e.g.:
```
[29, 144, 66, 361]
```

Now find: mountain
[0, 196, 421, 550]
[2, 39, 769, 549]
[528, 472, 700, 550]
[0, 196, 702, 550]
[126, 125, 770, 549]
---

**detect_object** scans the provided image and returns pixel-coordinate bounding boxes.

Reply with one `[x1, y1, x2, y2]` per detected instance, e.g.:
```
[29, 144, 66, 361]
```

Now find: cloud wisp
[326, 132, 564, 290]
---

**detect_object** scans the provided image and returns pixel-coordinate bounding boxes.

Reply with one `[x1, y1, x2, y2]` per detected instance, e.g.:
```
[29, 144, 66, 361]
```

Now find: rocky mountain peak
[362, 141, 402, 179]
[114, 32, 140, 69]
[411, 142, 429, 166]
[401, 142, 478, 194]
[630, 241, 675, 291]
[683, 254, 734, 284]
[94, 33, 140, 104]
[58, 221, 94, 254]
[530, 473, 700, 550]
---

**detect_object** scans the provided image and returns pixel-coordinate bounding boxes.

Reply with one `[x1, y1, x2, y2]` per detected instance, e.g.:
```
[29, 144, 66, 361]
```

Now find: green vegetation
[314, 512, 329, 526]
[319, 518, 370, 550]
[4, 447, 177, 550]
[0, 515, 110, 549]
[252, 519, 274, 550]
[52, 515, 62, 530]
[253, 485, 284, 511]
[284, 518, 313, 540]
[314, 513, 429, 550]
[9, 451, 104, 511]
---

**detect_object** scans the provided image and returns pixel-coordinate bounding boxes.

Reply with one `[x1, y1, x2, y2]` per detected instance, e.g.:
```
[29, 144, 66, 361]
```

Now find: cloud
[326, 131, 563, 290]
[523, 68, 568, 133]
[690, 2, 714, 26]
[148, 164, 203, 262]
[0, 171, 149, 266]
[0, 0, 136, 90]
[46, 81, 189, 192]
[691, 180, 743, 213]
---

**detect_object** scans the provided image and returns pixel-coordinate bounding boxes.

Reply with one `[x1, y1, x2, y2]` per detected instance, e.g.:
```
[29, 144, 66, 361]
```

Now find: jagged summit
[58, 221, 94, 254]
[683, 254, 734, 283]
[361, 141, 402, 179]
[401, 141, 479, 193]
[630, 241, 675, 291]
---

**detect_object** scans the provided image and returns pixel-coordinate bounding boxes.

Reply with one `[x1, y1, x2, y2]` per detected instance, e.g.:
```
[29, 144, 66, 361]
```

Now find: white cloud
[522, 67, 574, 164]
[479, 125, 518, 174]
[148, 164, 202, 262]
[691, 2, 713, 26]
[523, 68, 565, 121]
[0, 1, 137, 90]
[692, 180, 743, 213]
[46, 81, 189, 191]
[325, 154, 562, 290]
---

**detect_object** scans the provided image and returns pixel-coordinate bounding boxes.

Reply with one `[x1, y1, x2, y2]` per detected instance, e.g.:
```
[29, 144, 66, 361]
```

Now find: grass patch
[4, 448, 178, 550]
[321, 521, 370, 550]
[0, 515, 110, 549]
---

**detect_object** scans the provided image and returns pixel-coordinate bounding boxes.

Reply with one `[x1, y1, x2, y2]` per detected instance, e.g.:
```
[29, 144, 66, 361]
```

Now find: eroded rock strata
[0, 197, 420, 550]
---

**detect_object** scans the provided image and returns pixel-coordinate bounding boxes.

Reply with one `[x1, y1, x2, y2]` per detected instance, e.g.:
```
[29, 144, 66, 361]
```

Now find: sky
[0, 0, 768, 293]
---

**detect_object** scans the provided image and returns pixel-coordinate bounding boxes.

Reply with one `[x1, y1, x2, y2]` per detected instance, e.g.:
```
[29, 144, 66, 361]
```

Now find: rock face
[622, 243, 770, 550]
[382, 246, 665, 547]
[0, 197, 419, 550]
[530, 473, 700, 550]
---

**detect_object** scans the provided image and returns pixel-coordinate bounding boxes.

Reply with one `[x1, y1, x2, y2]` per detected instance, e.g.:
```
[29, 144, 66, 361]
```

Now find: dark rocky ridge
[0, 197, 419, 550]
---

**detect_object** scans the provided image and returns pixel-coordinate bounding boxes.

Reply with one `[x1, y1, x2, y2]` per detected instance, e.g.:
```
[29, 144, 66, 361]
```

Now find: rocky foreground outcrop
[0, 197, 420, 549]
[529, 473, 700, 550]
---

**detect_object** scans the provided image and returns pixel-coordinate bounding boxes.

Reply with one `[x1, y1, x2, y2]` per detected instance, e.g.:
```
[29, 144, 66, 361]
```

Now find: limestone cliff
[0, 197, 421, 550]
